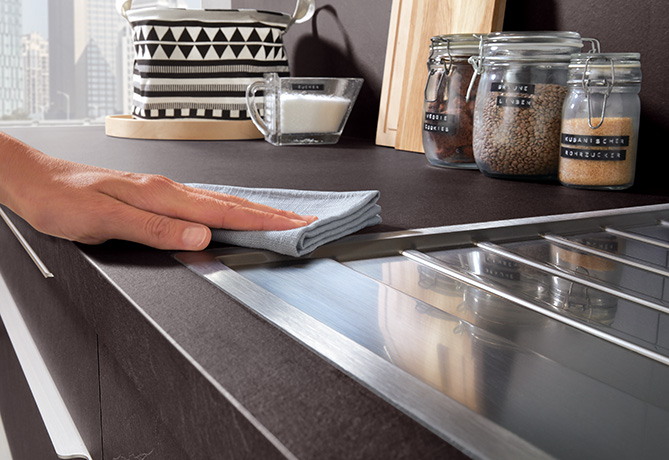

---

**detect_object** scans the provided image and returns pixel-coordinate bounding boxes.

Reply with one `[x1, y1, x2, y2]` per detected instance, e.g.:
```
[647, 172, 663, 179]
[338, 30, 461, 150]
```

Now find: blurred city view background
[0, 0, 204, 126]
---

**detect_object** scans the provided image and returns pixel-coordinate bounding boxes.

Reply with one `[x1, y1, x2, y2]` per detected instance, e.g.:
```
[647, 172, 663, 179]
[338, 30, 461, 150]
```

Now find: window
[0, 0, 201, 126]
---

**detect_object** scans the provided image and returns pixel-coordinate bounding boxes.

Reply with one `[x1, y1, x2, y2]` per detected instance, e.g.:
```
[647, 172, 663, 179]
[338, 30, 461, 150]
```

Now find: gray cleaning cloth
[188, 184, 382, 257]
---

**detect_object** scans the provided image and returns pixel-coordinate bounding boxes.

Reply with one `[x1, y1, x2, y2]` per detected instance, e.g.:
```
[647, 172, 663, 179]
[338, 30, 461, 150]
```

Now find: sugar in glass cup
[246, 73, 363, 146]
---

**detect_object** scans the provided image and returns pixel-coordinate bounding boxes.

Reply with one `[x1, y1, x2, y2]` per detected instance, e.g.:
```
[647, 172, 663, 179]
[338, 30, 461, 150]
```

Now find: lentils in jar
[473, 82, 567, 177]
[470, 31, 584, 180]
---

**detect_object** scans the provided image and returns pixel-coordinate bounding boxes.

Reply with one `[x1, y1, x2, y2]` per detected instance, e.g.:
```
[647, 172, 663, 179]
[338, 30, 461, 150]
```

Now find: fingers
[183, 190, 315, 231]
[102, 174, 318, 232]
[214, 201, 311, 231]
[182, 183, 316, 223]
[96, 203, 213, 251]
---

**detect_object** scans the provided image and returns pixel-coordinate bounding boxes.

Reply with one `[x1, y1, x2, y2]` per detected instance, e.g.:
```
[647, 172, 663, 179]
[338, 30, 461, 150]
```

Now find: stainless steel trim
[201, 204, 669, 268]
[604, 226, 669, 249]
[175, 251, 554, 460]
[476, 241, 669, 315]
[542, 233, 669, 278]
[307, 203, 669, 262]
[0, 274, 90, 459]
[0, 208, 54, 279]
[400, 249, 669, 367]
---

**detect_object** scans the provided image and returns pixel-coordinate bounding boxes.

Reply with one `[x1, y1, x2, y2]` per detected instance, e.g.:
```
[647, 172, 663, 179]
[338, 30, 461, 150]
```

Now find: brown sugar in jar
[559, 117, 636, 188]
[559, 53, 641, 190]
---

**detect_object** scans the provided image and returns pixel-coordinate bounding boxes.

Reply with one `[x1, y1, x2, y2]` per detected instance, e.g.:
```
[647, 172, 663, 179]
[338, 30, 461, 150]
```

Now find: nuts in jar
[422, 34, 482, 169]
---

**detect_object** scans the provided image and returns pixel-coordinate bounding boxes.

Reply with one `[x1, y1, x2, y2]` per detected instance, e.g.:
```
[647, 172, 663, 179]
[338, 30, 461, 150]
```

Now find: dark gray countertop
[8, 125, 669, 233]
[2, 125, 668, 459]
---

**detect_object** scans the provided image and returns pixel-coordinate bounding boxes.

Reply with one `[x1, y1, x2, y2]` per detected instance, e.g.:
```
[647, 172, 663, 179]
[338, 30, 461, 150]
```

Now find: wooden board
[375, 0, 414, 147]
[105, 115, 264, 141]
[376, 0, 506, 153]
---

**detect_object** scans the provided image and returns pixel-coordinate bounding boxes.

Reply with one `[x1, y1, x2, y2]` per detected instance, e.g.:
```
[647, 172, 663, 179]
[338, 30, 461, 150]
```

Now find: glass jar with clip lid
[468, 31, 585, 180]
[422, 34, 482, 169]
[559, 50, 641, 190]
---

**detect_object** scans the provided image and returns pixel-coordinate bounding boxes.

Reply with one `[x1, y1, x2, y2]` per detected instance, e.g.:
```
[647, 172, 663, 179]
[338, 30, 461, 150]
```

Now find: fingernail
[289, 218, 309, 227]
[182, 226, 208, 249]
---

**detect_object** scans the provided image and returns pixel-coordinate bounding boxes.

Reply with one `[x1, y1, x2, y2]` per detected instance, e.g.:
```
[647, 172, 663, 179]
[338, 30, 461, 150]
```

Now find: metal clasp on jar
[582, 55, 615, 129]
[465, 33, 486, 102]
[424, 38, 454, 103]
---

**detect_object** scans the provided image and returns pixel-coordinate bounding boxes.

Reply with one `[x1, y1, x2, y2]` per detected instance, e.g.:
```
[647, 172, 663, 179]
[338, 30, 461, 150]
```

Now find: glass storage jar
[422, 34, 482, 169]
[470, 31, 584, 180]
[559, 53, 641, 190]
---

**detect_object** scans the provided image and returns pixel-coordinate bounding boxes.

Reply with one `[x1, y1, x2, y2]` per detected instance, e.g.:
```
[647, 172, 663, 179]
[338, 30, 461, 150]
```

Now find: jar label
[424, 112, 458, 134]
[291, 83, 324, 91]
[496, 96, 533, 108]
[579, 238, 619, 253]
[560, 147, 627, 161]
[491, 82, 535, 94]
[561, 133, 630, 147]
[482, 254, 520, 281]
[482, 265, 520, 281]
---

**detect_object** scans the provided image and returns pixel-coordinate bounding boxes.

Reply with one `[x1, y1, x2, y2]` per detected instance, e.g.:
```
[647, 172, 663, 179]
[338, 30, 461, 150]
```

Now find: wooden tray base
[105, 115, 264, 140]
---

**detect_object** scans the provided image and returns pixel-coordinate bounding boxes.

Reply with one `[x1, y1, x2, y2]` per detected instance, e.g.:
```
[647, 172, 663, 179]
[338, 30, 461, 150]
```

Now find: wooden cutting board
[376, 0, 506, 153]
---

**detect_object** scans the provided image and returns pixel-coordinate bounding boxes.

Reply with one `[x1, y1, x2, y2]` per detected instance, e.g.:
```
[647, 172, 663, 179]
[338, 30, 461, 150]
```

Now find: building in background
[1, 0, 25, 118]
[47, 0, 86, 119]
[48, 0, 132, 120]
[86, 0, 132, 119]
[117, 24, 135, 116]
[22, 32, 49, 119]
[2, 1, 192, 123]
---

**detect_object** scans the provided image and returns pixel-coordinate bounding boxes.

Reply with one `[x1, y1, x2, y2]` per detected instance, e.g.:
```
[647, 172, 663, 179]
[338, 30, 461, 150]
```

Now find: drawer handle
[0, 276, 90, 459]
[0, 208, 54, 278]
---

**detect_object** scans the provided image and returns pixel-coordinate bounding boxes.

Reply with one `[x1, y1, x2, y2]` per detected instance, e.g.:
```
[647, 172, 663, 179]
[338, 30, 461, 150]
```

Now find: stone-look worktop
[1, 126, 668, 459]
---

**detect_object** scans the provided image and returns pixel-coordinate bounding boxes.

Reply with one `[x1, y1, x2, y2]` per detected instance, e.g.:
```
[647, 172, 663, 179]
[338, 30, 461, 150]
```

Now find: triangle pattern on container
[135, 25, 285, 43]
[133, 24, 287, 61]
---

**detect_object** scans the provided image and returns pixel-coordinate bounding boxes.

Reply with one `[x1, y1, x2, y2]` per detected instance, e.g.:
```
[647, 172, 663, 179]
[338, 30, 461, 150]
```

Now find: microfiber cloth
[188, 184, 382, 257]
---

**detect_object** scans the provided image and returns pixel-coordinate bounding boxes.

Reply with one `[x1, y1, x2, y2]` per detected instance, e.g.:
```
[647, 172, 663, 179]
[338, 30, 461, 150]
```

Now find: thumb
[179, 224, 212, 251]
[108, 209, 212, 250]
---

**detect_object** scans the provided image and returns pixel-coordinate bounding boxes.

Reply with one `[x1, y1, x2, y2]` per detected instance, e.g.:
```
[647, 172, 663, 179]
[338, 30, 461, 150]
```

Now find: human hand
[0, 132, 317, 251]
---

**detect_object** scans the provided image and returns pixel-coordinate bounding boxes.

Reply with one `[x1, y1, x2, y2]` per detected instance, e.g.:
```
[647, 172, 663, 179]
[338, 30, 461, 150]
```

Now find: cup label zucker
[291, 83, 325, 91]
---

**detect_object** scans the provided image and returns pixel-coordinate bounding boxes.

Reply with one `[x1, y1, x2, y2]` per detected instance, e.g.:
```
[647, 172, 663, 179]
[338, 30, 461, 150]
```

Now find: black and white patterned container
[119, 1, 314, 121]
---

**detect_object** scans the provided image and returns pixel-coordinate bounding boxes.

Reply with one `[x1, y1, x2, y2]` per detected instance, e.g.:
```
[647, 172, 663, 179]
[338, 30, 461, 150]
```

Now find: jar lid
[430, 33, 483, 58]
[481, 31, 583, 62]
[568, 52, 642, 85]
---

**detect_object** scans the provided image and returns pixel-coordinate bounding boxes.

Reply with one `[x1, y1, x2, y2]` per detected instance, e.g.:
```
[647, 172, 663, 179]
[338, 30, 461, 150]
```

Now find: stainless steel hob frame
[176, 203, 669, 460]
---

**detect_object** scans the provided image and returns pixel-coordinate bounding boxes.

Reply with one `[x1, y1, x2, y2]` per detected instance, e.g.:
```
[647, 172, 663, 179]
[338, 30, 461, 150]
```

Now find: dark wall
[255, 0, 667, 185]
[253, 0, 394, 140]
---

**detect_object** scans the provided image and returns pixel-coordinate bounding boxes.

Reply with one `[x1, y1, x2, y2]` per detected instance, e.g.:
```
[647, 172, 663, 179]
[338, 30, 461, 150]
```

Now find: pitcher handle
[116, 0, 132, 21]
[292, 0, 316, 24]
[246, 81, 269, 137]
